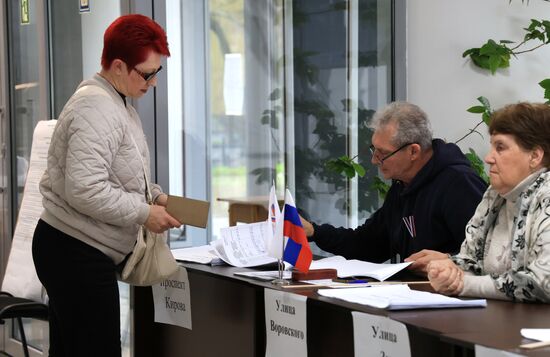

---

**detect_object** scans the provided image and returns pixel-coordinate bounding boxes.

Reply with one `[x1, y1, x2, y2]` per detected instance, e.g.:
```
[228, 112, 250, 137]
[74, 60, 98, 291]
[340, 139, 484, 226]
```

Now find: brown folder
[166, 195, 210, 228]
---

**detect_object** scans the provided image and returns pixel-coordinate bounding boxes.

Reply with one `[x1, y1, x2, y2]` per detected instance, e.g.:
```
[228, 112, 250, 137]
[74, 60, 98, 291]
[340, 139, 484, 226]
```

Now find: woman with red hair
[32, 14, 180, 356]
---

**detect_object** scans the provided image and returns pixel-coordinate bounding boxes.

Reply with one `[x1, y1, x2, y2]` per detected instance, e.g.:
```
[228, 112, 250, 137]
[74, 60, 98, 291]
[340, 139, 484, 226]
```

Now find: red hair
[101, 14, 170, 70]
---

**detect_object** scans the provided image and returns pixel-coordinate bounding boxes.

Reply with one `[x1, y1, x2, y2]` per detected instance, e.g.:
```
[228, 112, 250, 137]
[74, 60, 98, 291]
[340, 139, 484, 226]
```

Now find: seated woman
[427, 102, 550, 302]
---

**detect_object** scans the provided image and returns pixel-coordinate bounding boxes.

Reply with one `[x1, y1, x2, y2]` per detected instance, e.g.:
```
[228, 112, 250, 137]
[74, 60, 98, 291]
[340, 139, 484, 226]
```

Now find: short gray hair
[369, 101, 433, 150]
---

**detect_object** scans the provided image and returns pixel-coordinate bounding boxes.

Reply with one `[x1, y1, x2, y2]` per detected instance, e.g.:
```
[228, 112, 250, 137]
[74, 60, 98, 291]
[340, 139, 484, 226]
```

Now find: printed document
[318, 284, 487, 310]
[213, 221, 277, 267]
[310, 255, 412, 281]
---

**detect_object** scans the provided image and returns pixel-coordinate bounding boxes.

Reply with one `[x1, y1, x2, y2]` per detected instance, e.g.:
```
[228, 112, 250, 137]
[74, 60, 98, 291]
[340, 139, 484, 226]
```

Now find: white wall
[407, 0, 550, 158]
[81, 1, 121, 79]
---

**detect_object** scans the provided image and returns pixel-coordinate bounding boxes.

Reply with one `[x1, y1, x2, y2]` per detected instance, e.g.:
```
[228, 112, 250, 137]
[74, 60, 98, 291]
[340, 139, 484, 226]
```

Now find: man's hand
[299, 215, 314, 237]
[427, 259, 464, 296]
[404, 249, 449, 275]
[144, 205, 181, 233]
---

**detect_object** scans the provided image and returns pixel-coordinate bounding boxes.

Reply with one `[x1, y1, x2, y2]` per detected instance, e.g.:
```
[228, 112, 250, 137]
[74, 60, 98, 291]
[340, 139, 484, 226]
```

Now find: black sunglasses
[133, 65, 163, 81]
[369, 142, 415, 164]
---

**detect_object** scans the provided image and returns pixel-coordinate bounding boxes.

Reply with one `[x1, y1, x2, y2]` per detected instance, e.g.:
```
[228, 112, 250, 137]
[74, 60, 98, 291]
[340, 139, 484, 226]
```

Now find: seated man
[300, 101, 487, 274]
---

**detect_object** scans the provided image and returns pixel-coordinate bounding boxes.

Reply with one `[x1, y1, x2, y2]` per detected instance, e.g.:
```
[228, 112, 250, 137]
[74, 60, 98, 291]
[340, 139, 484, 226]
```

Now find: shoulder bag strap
[130, 134, 153, 204]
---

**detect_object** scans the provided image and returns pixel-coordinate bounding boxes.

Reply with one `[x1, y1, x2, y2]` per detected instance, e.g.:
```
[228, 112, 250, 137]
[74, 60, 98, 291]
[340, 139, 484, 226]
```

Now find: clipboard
[166, 195, 210, 228]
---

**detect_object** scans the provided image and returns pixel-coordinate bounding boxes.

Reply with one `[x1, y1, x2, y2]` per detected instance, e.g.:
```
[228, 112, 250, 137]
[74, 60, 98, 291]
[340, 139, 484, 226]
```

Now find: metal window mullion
[283, 0, 295, 194]
[348, 0, 359, 228]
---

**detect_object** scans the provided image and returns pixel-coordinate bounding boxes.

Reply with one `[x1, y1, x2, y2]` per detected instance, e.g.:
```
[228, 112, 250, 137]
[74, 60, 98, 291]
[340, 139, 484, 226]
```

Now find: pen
[348, 280, 369, 284]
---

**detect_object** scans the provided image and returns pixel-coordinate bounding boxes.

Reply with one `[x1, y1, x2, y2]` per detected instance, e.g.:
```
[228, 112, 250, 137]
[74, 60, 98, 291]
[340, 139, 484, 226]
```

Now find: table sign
[152, 267, 192, 329]
[352, 311, 411, 357]
[265, 289, 307, 357]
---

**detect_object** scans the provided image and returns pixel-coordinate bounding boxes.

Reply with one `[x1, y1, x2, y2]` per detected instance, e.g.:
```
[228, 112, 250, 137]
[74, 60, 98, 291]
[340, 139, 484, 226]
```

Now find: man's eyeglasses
[369, 142, 415, 164]
[133, 65, 163, 81]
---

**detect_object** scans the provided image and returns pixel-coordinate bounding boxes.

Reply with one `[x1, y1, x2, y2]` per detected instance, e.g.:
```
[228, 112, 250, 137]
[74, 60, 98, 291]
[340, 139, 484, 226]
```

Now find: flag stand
[272, 222, 289, 285]
[271, 259, 289, 285]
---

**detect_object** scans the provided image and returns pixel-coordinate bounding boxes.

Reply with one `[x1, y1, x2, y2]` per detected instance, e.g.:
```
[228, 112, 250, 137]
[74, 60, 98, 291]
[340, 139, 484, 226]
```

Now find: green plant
[452, 96, 494, 184]
[462, 19, 550, 74]
[325, 155, 365, 179]
[539, 79, 550, 103]
[465, 148, 490, 183]
[459, 1, 550, 183]
[329, 2, 550, 197]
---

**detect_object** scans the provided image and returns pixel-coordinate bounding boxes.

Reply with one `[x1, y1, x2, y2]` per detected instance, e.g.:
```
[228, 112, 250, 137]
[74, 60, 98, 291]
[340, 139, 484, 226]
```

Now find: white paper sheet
[2, 120, 57, 302]
[152, 267, 192, 329]
[234, 270, 292, 281]
[171, 245, 223, 265]
[475, 345, 525, 357]
[310, 255, 412, 281]
[214, 221, 277, 267]
[318, 284, 487, 310]
[264, 289, 307, 357]
[520, 328, 550, 342]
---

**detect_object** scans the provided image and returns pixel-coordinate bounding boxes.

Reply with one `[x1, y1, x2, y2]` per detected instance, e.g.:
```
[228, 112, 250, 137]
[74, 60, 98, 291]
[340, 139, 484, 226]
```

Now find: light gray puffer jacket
[40, 74, 163, 264]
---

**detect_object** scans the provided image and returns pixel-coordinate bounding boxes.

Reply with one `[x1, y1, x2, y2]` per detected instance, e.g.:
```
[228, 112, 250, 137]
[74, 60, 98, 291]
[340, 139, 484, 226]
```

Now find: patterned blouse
[453, 169, 550, 302]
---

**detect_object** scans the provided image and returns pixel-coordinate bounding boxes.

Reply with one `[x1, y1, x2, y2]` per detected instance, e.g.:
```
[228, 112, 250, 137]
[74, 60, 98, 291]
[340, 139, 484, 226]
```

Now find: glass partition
[4, 1, 126, 355]
[167, 0, 395, 247]
[5, 0, 50, 354]
[292, 0, 392, 242]
[208, 0, 285, 240]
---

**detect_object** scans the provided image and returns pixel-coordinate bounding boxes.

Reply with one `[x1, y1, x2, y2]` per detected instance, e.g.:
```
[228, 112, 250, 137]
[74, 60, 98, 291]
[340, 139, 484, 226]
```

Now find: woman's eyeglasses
[133, 65, 163, 81]
[369, 142, 415, 164]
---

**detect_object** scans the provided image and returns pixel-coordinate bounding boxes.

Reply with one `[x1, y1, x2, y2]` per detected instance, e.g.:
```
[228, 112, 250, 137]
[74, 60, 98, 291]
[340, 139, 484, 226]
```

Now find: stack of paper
[234, 270, 292, 281]
[171, 246, 223, 265]
[310, 256, 412, 281]
[172, 221, 277, 268]
[173, 239, 415, 281]
[213, 222, 277, 267]
[318, 284, 487, 310]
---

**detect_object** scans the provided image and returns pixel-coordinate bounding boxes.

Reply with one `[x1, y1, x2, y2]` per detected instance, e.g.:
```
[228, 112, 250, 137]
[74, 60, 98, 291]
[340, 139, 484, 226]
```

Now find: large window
[292, 0, 393, 234]
[167, 0, 396, 248]
[4, 0, 50, 354]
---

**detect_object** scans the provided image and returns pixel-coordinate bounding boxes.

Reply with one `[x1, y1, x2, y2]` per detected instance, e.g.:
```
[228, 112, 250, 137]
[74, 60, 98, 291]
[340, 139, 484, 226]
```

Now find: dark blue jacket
[310, 139, 488, 263]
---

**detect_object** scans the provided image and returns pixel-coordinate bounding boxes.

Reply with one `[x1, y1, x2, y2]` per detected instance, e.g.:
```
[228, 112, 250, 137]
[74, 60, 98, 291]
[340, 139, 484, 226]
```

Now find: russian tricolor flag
[282, 189, 312, 273]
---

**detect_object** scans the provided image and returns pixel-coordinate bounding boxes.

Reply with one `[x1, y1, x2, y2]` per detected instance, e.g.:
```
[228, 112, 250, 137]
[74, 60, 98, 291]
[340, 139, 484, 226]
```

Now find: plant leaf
[482, 112, 491, 126]
[371, 177, 390, 200]
[352, 162, 366, 177]
[539, 78, 550, 89]
[467, 105, 486, 113]
[465, 148, 489, 183]
[269, 88, 281, 101]
[477, 96, 491, 111]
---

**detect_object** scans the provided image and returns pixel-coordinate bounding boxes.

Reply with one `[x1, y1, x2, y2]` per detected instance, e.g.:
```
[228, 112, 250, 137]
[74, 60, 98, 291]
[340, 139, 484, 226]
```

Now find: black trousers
[32, 219, 122, 357]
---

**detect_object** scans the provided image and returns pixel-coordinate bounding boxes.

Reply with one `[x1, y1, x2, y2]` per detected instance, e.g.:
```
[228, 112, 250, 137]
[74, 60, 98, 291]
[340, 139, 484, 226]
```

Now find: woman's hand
[405, 249, 449, 275]
[427, 258, 464, 296]
[144, 205, 181, 233]
[154, 194, 168, 207]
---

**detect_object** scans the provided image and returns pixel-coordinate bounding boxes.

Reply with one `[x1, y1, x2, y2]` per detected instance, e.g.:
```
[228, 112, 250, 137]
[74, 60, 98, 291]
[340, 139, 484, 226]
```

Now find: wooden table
[134, 263, 550, 357]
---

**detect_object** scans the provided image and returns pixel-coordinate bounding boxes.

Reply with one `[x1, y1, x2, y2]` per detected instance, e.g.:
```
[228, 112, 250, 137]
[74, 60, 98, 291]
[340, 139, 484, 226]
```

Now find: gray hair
[369, 101, 433, 150]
